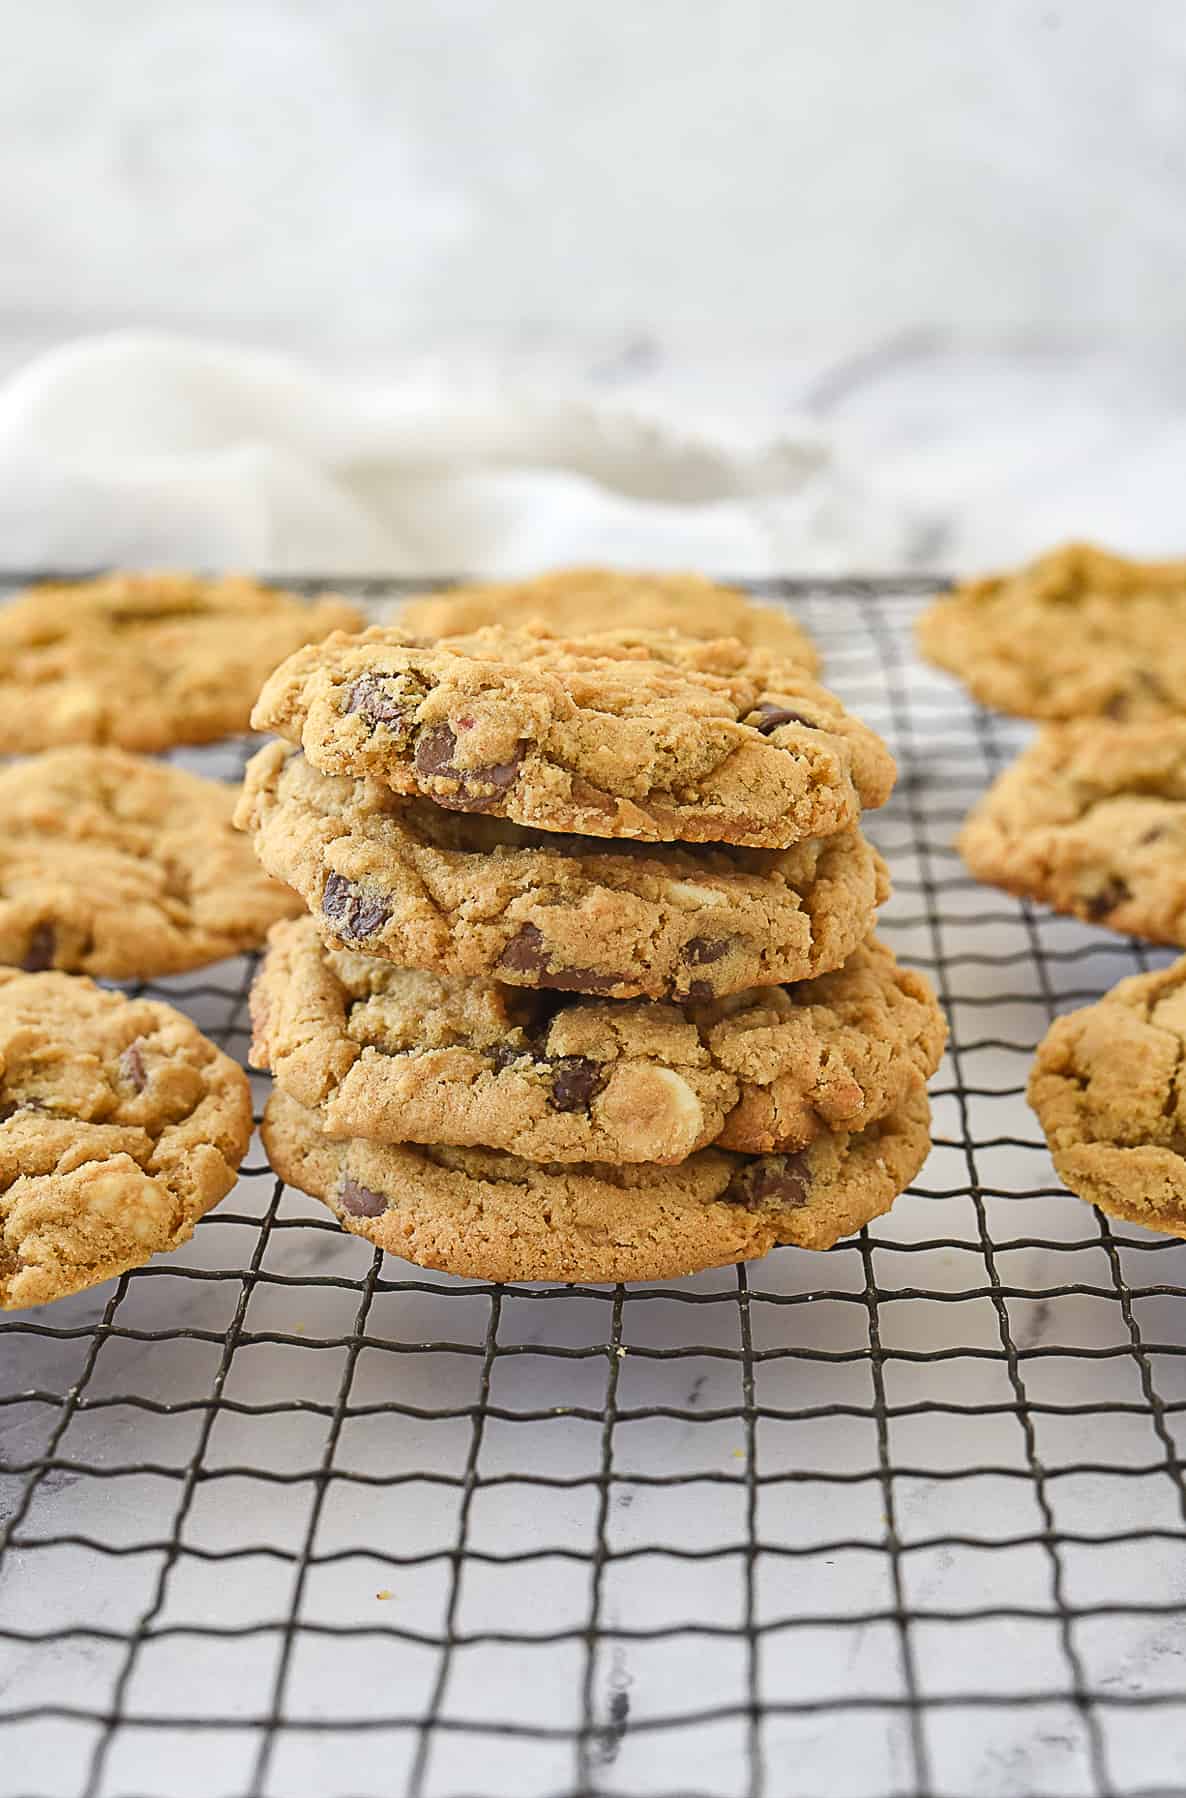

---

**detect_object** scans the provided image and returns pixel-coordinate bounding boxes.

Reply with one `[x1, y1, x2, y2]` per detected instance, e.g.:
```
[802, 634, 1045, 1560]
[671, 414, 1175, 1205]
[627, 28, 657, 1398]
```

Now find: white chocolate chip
[665, 881, 728, 908]
[598, 1065, 706, 1160]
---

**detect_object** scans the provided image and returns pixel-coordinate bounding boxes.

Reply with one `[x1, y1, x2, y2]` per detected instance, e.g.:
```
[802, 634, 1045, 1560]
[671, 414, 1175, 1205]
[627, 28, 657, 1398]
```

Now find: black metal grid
[2, 576, 1186, 1798]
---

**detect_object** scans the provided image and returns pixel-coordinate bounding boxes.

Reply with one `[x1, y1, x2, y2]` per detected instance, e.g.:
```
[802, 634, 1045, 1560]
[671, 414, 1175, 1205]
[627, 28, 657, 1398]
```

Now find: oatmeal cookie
[251, 622, 895, 846]
[263, 1085, 932, 1281]
[235, 745, 890, 1002]
[0, 971, 251, 1308]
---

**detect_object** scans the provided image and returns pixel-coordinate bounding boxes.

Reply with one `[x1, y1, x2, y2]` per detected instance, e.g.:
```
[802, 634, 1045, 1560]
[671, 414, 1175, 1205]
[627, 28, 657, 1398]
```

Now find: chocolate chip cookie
[250, 918, 944, 1164]
[0, 747, 302, 978]
[395, 568, 820, 672]
[263, 1084, 932, 1280]
[1029, 958, 1186, 1235]
[251, 622, 894, 846]
[0, 971, 252, 1308]
[960, 720, 1186, 942]
[0, 569, 363, 752]
[235, 745, 889, 1002]
[917, 542, 1186, 721]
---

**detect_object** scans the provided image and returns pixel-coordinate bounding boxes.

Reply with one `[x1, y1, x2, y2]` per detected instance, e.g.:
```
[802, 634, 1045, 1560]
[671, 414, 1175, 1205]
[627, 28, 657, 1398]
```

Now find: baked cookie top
[0, 747, 301, 979]
[395, 568, 820, 672]
[0, 570, 363, 752]
[235, 744, 890, 1002]
[263, 1085, 931, 1282]
[960, 720, 1186, 944]
[0, 971, 252, 1308]
[1029, 957, 1186, 1235]
[251, 622, 895, 846]
[250, 918, 944, 1165]
[917, 543, 1186, 721]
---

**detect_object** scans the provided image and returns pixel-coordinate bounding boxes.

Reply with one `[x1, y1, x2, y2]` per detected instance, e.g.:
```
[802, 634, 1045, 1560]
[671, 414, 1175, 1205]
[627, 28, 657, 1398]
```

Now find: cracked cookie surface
[0, 570, 363, 751]
[917, 543, 1186, 721]
[263, 1085, 932, 1281]
[251, 622, 894, 846]
[394, 568, 820, 672]
[0, 747, 302, 978]
[960, 720, 1186, 943]
[235, 745, 889, 1001]
[1029, 957, 1186, 1235]
[251, 918, 944, 1164]
[0, 971, 252, 1308]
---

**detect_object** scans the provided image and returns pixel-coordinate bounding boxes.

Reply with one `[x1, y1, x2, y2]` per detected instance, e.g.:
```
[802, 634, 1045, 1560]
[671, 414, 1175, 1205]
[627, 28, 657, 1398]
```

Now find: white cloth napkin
[0, 333, 911, 577]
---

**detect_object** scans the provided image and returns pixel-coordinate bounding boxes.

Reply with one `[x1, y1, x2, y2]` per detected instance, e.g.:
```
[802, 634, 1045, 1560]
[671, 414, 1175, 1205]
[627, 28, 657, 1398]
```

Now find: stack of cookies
[237, 605, 945, 1282]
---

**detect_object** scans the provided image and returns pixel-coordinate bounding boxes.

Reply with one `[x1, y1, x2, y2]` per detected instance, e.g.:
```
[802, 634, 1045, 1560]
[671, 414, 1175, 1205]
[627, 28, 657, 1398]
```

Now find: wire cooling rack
[2, 575, 1185, 1798]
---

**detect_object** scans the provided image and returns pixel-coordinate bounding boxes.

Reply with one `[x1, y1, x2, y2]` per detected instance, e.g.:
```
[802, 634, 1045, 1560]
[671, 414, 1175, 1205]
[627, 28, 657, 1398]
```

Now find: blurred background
[3, 0, 1185, 570]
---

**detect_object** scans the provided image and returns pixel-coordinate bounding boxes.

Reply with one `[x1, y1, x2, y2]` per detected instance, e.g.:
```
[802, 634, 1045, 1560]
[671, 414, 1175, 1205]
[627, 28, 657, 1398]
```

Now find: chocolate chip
[120, 1041, 148, 1092]
[322, 872, 390, 941]
[497, 924, 623, 995]
[548, 1056, 605, 1112]
[684, 980, 714, 1002]
[489, 1043, 530, 1073]
[1086, 878, 1131, 921]
[748, 702, 815, 734]
[21, 923, 55, 973]
[685, 937, 729, 966]
[728, 1152, 811, 1209]
[414, 724, 523, 811]
[342, 674, 408, 730]
[339, 1176, 388, 1218]
[0, 1097, 45, 1124]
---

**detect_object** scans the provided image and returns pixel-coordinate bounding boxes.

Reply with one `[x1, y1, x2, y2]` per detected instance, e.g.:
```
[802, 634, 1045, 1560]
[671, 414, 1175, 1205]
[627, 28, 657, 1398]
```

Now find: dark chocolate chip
[339, 1176, 389, 1218]
[684, 980, 714, 1002]
[1086, 878, 1131, 921]
[728, 1152, 811, 1210]
[120, 1041, 148, 1093]
[0, 1097, 45, 1124]
[748, 702, 816, 734]
[414, 724, 523, 811]
[685, 936, 729, 966]
[342, 674, 408, 729]
[489, 1043, 530, 1073]
[548, 1056, 605, 1113]
[21, 923, 55, 973]
[322, 872, 390, 941]
[497, 924, 623, 995]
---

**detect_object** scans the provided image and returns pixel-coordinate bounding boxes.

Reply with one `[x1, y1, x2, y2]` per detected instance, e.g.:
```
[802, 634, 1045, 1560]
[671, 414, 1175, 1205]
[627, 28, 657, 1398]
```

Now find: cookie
[251, 622, 895, 846]
[235, 745, 889, 1002]
[263, 1085, 931, 1281]
[395, 568, 820, 672]
[0, 747, 302, 978]
[250, 918, 944, 1164]
[917, 542, 1186, 721]
[1029, 958, 1186, 1236]
[0, 971, 252, 1308]
[960, 720, 1186, 943]
[0, 569, 363, 752]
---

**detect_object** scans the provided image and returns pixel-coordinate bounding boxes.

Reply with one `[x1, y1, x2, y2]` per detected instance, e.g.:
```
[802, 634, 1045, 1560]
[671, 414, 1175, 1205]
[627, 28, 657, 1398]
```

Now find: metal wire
[2, 576, 1185, 1798]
